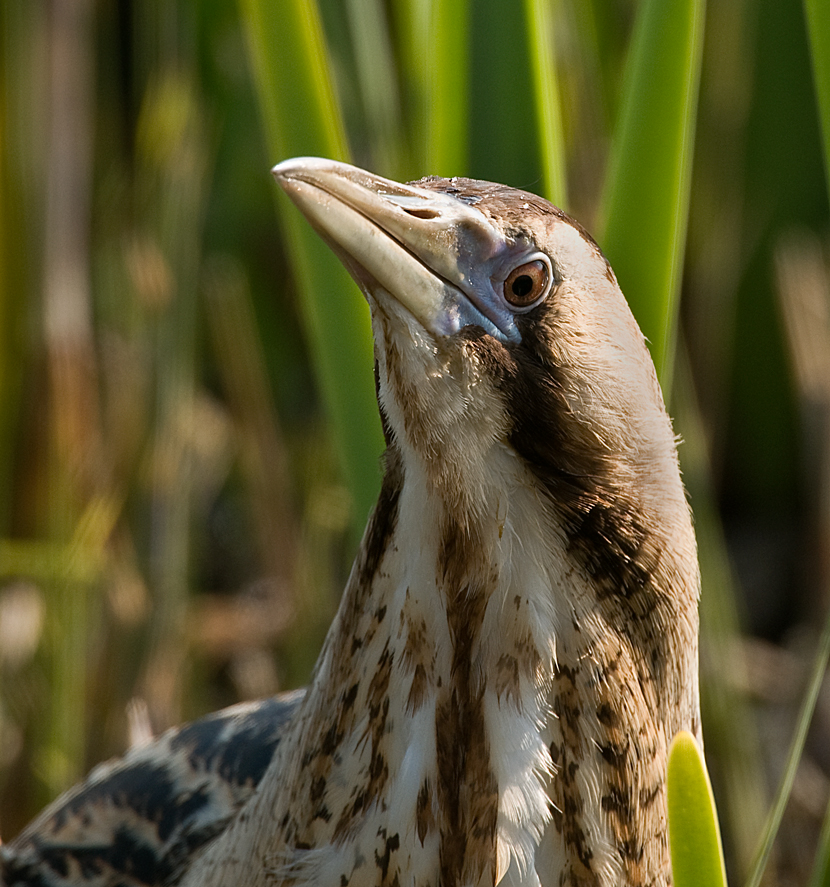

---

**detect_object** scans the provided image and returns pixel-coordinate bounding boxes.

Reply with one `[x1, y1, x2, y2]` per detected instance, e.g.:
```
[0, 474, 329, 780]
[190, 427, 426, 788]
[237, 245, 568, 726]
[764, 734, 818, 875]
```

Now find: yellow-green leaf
[667, 731, 728, 887]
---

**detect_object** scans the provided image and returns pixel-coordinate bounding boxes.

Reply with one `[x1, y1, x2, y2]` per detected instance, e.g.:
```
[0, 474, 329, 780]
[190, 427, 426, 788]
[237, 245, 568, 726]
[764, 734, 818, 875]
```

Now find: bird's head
[273, 158, 694, 592]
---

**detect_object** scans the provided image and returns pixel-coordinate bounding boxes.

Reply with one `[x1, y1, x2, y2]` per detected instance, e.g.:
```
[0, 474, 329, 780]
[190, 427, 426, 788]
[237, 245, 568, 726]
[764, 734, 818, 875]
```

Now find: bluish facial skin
[425, 236, 553, 344]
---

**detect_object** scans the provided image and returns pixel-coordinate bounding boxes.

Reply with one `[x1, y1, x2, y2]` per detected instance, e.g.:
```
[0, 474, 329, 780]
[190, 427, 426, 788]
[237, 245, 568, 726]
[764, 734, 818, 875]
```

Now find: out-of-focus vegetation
[0, 2, 829, 885]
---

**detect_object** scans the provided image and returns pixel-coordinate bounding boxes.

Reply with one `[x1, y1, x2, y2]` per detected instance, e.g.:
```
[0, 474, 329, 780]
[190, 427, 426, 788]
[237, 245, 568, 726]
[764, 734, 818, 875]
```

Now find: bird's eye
[503, 260, 550, 308]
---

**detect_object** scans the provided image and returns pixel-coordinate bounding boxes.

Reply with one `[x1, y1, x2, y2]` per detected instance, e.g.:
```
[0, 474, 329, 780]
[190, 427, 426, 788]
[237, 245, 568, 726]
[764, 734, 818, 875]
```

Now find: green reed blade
[600, 0, 706, 390]
[805, 0, 830, 187]
[240, 0, 384, 529]
[523, 0, 567, 208]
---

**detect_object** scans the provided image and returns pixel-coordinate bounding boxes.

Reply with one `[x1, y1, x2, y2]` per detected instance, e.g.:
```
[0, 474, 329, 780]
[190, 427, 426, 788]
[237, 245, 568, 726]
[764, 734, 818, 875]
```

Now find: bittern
[3, 159, 700, 887]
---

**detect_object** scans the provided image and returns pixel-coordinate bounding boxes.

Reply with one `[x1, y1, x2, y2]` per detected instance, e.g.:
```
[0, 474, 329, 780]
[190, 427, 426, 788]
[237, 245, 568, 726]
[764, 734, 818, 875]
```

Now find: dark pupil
[511, 274, 533, 298]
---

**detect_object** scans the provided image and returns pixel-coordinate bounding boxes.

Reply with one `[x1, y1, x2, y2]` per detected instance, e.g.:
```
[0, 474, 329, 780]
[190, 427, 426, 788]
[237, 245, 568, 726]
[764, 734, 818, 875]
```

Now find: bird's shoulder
[1, 691, 304, 887]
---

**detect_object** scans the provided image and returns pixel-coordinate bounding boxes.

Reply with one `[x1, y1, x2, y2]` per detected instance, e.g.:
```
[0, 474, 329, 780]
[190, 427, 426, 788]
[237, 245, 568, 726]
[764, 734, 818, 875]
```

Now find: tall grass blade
[344, 0, 405, 175]
[0, 16, 15, 532]
[467, 0, 539, 189]
[745, 610, 830, 887]
[240, 0, 383, 529]
[392, 0, 427, 174]
[674, 345, 769, 879]
[396, 0, 470, 174]
[799, 14, 830, 883]
[600, 0, 706, 389]
[523, 0, 568, 207]
[805, 0, 830, 186]
[809, 794, 830, 887]
[424, 0, 470, 174]
[41, 0, 100, 794]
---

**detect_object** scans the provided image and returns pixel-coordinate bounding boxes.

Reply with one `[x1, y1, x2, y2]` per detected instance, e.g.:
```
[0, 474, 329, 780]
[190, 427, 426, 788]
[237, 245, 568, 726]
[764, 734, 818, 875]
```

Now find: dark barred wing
[2, 691, 304, 887]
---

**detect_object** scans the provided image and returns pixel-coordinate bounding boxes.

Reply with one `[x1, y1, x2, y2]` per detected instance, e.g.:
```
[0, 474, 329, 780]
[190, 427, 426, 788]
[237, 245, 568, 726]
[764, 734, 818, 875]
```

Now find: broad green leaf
[600, 0, 706, 389]
[667, 731, 728, 887]
[240, 0, 384, 530]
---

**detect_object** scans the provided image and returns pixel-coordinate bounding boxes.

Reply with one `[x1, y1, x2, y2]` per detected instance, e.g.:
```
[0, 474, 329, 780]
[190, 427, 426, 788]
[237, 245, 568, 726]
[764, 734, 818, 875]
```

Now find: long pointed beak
[271, 157, 517, 342]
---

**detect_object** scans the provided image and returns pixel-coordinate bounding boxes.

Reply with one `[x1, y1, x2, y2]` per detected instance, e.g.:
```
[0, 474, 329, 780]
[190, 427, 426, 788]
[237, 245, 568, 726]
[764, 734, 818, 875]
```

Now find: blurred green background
[1, 1, 829, 884]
